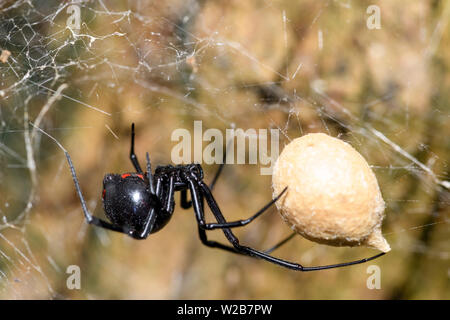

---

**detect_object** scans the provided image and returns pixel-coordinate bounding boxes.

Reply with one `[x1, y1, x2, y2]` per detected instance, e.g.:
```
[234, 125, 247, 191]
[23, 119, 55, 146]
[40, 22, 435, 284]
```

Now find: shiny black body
[102, 164, 203, 235]
[103, 174, 160, 232]
[64, 124, 385, 271]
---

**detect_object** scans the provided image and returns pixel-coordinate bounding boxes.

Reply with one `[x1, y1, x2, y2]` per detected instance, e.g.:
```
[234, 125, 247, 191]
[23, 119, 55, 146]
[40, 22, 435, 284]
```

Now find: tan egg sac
[272, 133, 390, 252]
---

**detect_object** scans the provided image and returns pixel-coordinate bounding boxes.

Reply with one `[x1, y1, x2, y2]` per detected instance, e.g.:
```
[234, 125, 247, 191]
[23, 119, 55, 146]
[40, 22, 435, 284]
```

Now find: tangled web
[0, 0, 448, 299]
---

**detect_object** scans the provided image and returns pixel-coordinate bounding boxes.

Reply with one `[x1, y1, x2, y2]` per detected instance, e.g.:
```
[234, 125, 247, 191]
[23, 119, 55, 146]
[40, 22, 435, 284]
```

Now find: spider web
[0, 0, 448, 299]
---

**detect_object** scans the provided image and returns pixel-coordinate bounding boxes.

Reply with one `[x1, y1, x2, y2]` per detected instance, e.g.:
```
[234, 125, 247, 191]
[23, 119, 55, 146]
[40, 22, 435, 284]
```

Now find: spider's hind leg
[65, 151, 135, 237]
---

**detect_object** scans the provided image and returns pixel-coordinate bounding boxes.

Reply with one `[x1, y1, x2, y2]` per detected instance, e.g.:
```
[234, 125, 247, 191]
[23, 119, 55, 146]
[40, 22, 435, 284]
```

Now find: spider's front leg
[197, 180, 287, 230]
[181, 137, 231, 210]
[180, 158, 225, 210]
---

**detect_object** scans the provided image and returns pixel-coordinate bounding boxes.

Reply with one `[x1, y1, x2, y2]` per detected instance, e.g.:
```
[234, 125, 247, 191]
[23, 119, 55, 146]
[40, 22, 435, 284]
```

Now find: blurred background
[0, 0, 449, 299]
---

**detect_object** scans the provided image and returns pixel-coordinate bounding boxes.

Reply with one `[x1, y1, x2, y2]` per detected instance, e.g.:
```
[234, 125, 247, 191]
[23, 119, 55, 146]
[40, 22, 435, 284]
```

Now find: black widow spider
[41, 123, 385, 272]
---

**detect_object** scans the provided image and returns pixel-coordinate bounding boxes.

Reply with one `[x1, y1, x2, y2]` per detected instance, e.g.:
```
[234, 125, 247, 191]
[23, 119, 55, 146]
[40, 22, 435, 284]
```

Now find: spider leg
[188, 175, 386, 271]
[155, 173, 163, 198]
[180, 189, 192, 209]
[187, 176, 241, 246]
[138, 169, 177, 239]
[264, 231, 297, 254]
[209, 161, 225, 191]
[183, 137, 232, 209]
[197, 181, 287, 230]
[129, 123, 143, 173]
[197, 226, 240, 254]
[136, 208, 156, 239]
[163, 173, 176, 213]
[209, 137, 232, 190]
[65, 152, 134, 236]
[195, 190, 252, 256]
[145, 153, 155, 195]
[136, 154, 167, 238]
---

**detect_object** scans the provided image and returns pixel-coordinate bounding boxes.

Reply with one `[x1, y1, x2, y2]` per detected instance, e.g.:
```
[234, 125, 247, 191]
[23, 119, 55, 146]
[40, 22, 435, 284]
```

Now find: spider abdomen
[102, 174, 157, 232]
